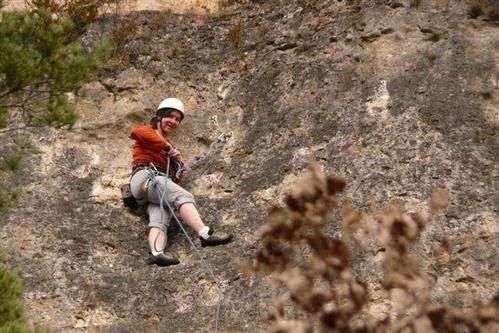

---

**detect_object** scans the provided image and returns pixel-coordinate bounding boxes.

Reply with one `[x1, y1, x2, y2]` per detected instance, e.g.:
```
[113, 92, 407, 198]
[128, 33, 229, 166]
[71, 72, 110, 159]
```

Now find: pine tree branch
[22, 87, 51, 94]
[0, 103, 25, 108]
[0, 87, 21, 100]
[0, 80, 52, 100]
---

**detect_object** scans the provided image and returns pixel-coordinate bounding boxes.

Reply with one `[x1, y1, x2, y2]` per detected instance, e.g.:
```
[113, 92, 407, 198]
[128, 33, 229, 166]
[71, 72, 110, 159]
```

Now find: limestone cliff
[0, 1, 497, 332]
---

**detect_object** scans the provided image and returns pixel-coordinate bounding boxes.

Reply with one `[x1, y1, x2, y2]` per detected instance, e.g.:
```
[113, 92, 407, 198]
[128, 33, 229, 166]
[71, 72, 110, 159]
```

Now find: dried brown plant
[468, 0, 499, 21]
[245, 163, 498, 332]
[228, 18, 243, 50]
[409, 0, 421, 8]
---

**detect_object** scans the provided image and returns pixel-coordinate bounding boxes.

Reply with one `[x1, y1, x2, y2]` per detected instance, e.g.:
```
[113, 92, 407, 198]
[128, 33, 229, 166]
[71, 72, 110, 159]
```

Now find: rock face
[1, 1, 498, 332]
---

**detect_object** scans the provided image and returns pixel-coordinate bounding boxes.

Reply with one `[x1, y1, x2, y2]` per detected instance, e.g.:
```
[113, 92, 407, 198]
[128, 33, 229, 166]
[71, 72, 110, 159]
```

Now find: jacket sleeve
[130, 125, 167, 153]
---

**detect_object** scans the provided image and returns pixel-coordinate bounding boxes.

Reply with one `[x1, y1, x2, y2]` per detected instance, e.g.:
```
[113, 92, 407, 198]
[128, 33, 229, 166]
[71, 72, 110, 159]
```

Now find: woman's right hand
[164, 145, 182, 161]
[169, 148, 181, 159]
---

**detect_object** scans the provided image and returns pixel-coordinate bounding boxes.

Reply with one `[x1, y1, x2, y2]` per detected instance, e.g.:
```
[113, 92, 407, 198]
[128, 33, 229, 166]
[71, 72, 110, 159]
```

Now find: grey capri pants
[130, 169, 195, 229]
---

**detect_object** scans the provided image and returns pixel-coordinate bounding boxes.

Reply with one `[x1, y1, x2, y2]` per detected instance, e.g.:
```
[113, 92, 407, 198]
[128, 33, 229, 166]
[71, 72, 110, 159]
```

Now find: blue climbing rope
[145, 159, 223, 333]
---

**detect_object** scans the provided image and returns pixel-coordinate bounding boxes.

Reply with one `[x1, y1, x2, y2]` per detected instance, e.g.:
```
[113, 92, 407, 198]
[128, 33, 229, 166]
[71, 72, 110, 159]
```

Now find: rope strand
[176, 132, 232, 176]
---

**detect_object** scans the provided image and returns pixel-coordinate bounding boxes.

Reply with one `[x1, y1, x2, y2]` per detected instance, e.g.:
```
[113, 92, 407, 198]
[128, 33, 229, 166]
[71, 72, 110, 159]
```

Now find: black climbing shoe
[200, 228, 234, 247]
[146, 253, 180, 267]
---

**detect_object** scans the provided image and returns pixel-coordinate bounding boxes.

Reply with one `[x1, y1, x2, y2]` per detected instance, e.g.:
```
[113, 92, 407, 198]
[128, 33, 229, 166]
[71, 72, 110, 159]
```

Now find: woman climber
[129, 97, 234, 267]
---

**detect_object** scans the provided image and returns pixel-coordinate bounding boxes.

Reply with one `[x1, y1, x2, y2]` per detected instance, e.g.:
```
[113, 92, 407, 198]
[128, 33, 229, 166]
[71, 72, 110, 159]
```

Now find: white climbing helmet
[157, 97, 185, 116]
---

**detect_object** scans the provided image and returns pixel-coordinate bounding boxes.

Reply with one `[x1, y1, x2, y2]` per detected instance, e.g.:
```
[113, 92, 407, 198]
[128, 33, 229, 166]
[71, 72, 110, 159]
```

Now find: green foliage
[0, 149, 23, 214]
[28, 0, 122, 31]
[65, 0, 101, 29]
[27, 0, 62, 12]
[0, 180, 21, 215]
[0, 250, 40, 333]
[35, 95, 77, 128]
[110, 17, 139, 61]
[0, 257, 23, 329]
[1, 153, 22, 172]
[0, 108, 7, 128]
[0, 7, 110, 129]
[0, 185, 8, 214]
[93, 38, 114, 63]
[0, 182, 21, 215]
[0, 1, 111, 217]
[9, 190, 21, 203]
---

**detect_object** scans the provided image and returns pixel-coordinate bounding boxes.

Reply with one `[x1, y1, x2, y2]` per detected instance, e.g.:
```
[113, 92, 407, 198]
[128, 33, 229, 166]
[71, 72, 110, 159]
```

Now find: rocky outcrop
[1, 1, 497, 332]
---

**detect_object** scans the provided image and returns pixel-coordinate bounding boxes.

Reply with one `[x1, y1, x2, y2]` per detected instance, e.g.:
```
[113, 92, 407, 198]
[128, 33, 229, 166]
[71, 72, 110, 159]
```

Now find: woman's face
[160, 110, 182, 135]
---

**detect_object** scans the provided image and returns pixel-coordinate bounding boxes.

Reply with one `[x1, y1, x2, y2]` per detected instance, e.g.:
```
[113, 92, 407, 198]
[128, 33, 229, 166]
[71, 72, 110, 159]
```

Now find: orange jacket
[129, 125, 184, 182]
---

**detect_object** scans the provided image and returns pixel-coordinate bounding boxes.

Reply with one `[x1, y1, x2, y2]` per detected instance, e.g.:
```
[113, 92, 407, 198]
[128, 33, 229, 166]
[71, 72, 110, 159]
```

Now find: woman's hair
[150, 108, 184, 129]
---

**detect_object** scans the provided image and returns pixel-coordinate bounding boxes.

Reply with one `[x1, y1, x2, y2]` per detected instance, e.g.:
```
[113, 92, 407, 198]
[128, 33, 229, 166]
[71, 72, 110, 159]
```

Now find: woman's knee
[147, 204, 171, 229]
[175, 193, 195, 210]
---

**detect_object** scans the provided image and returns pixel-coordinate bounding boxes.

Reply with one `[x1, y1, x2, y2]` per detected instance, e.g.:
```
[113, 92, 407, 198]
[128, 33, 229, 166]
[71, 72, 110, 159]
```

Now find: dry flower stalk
[246, 163, 498, 332]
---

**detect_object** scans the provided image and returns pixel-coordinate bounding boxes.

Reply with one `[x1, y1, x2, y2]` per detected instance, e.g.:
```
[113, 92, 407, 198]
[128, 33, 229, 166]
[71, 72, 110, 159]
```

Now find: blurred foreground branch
[243, 164, 498, 333]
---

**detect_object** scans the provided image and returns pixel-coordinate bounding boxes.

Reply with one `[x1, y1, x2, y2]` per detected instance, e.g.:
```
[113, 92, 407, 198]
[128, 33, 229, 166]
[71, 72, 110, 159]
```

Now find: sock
[198, 226, 211, 240]
[151, 250, 164, 256]
[149, 227, 166, 256]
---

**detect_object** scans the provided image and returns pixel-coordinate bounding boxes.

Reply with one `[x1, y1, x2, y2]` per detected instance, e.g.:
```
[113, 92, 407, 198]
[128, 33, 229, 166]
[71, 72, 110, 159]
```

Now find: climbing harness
[145, 159, 224, 333]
